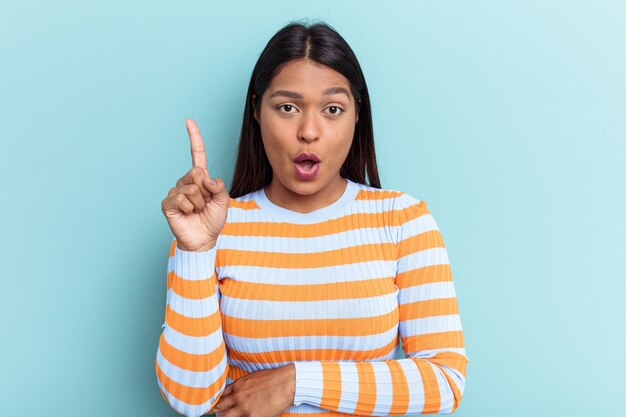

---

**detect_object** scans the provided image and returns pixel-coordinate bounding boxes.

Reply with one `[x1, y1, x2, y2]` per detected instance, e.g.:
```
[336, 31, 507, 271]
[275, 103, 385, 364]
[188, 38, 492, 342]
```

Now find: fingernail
[209, 178, 217, 186]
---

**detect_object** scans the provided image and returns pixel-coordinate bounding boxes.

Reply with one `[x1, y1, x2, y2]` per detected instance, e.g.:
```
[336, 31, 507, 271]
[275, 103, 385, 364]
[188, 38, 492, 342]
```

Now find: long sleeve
[292, 194, 468, 415]
[155, 239, 229, 417]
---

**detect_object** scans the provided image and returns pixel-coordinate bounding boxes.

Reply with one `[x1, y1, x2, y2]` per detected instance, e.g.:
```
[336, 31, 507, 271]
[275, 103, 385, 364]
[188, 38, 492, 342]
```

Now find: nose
[297, 111, 320, 143]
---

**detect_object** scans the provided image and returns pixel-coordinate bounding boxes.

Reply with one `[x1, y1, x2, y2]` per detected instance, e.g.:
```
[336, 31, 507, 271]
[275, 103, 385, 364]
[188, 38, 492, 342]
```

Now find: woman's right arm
[155, 119, 231, 416]
[156, 239, 228, 417]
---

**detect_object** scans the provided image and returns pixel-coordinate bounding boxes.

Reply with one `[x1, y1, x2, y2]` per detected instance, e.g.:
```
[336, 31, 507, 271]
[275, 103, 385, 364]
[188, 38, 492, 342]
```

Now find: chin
[287, 178, 323, 195]
[289, 182, 319, 195]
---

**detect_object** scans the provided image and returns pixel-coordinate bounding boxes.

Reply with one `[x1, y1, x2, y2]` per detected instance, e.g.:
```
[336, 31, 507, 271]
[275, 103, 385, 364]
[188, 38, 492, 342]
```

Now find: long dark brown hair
[229, 21, 381, 198]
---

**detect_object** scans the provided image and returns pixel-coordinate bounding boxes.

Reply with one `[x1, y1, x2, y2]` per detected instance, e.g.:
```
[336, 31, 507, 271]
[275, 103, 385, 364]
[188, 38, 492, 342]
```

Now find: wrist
[177, 240, 216, 252]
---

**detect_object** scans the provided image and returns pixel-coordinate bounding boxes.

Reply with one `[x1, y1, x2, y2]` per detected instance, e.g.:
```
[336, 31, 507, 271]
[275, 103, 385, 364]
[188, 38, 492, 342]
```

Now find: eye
[277, 104, 297, 114]
[324, 106, 344, 116]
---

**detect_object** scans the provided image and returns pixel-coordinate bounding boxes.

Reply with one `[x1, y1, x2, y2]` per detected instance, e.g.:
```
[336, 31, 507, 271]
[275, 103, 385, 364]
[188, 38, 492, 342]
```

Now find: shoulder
[223, 188, 264, 223]
[228, 189, 262, 210]
[351, 181, 429, 217]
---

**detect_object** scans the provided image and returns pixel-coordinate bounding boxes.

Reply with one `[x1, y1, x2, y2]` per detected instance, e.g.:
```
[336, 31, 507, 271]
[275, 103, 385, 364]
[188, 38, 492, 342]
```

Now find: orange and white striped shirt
[155, 178, 468, 416]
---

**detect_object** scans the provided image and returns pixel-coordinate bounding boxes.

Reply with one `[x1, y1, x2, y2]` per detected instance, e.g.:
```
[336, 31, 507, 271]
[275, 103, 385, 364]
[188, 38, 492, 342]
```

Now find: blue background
[1, 1, 625, 416]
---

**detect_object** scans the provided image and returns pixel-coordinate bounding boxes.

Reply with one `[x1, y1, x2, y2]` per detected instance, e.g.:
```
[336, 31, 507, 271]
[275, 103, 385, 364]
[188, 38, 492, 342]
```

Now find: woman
[156, 21, 468, 417]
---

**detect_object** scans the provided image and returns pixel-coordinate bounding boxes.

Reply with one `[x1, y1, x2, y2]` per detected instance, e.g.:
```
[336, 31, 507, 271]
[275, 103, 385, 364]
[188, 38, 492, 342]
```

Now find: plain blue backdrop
[1, 1, 625, 416]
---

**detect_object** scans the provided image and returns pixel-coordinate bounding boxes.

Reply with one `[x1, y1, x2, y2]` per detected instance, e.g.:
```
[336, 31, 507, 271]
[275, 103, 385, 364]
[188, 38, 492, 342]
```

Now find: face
[254, 58, 359, 209]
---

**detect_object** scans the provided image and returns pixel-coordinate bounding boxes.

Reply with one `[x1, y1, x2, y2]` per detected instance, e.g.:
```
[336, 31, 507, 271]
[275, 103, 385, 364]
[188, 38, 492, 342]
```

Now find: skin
[254, 58, 359, 213]
[162, 58, 359, 417]
[161, 119, 230, 252]
[210, 365, 296, 417]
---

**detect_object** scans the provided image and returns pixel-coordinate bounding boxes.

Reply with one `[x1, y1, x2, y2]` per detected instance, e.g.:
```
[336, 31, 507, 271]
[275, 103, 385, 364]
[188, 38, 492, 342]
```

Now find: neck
[265, 176, 348, 214]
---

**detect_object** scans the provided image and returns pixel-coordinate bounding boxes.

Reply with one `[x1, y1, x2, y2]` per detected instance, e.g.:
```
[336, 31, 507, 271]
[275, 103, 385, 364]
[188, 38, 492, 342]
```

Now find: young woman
[157, 21, 468, 417]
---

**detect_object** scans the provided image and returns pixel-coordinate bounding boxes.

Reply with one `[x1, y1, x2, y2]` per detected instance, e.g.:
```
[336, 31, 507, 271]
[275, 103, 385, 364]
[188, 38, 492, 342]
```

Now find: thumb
[203, 177, 231, 207]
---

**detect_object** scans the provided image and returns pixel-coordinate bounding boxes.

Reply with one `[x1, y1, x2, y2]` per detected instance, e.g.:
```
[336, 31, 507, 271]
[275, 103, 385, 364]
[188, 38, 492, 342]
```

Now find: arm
[155, 239, 229, 417]
[292, 194, 468, 415]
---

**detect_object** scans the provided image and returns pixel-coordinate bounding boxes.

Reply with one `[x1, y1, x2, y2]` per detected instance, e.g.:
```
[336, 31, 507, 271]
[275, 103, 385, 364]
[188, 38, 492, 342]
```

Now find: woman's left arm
[289, 195, 468, 415]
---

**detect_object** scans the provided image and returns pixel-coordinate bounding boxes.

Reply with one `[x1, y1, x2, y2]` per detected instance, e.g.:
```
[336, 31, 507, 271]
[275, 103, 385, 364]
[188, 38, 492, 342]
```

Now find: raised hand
[161, 118, 230, 251]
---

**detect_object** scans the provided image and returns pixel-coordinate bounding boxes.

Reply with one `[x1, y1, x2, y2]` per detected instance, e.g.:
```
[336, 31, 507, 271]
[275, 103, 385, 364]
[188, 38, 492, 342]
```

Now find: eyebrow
[269, 87, 351, 101]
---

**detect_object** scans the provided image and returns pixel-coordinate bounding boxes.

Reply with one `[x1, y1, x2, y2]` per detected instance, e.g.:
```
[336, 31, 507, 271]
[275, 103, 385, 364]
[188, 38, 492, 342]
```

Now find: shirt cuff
[293, 361, 324, 407]
[173, 244, 217, 280]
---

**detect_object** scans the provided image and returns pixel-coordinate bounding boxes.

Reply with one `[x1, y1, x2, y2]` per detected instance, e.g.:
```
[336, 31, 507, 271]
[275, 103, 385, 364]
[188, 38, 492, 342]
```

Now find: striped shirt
[155, 178, 468, 416]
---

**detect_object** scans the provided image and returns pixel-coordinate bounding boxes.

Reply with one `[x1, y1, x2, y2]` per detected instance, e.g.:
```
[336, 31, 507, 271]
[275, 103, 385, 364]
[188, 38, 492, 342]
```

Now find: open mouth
[293, 153, 321, 178]
[295, 160, 318, 171]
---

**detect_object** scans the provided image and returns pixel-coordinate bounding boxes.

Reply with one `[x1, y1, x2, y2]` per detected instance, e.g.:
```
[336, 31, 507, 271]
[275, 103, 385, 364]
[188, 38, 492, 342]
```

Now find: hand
[210, 364, 296, 417]
[161, 119, 230, 251]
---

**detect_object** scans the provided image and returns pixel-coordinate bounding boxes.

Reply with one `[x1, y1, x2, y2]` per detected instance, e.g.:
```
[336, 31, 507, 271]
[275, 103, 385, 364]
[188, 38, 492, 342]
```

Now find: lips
[293, 152, 321, 179]
[293, 152, 321, 163]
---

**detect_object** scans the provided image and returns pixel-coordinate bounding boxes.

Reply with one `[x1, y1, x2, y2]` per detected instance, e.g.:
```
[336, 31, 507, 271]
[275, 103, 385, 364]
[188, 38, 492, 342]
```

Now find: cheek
[261, 122, 292, 167]
[259, 114, 279, 149]
[260, 111, 290, 142]
[332, 123, 355, 155]
[261, 135, 280, 167]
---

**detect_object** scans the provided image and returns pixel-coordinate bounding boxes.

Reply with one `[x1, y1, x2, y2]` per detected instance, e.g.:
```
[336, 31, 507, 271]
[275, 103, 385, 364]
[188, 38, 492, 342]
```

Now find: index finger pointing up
[186, 118, 208, 174]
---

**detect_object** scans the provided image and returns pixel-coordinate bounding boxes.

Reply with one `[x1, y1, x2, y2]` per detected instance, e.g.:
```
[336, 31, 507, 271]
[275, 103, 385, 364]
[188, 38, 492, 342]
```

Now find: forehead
[265, 59, 352, 97]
